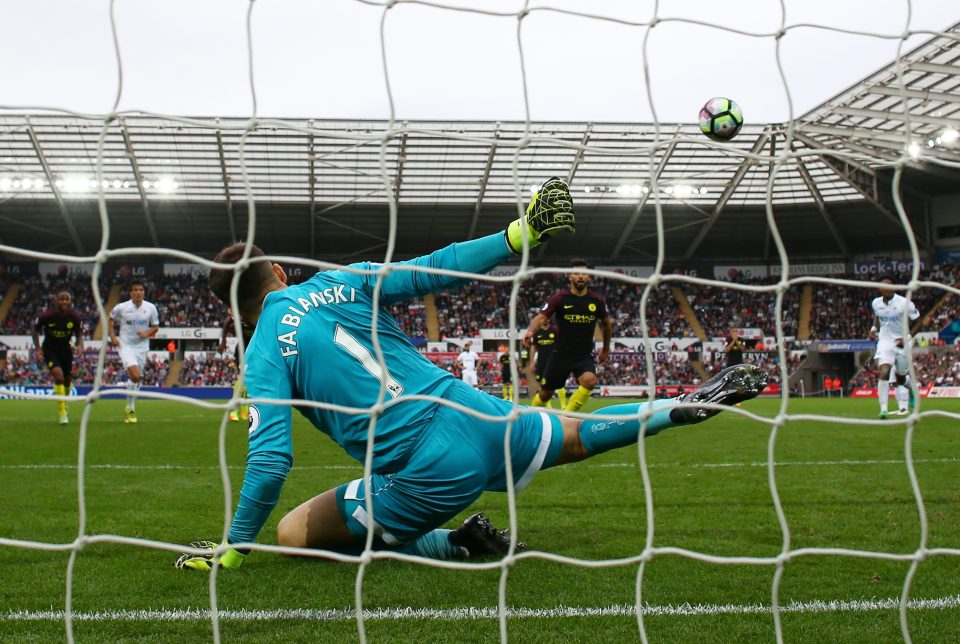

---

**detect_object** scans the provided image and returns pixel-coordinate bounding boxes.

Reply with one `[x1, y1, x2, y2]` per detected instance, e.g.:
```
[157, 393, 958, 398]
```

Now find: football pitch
[2, 396, 959, 643]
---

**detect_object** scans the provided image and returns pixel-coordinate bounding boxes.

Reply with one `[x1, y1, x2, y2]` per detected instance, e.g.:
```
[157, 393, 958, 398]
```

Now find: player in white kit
[456, 341, 481, 389]
[868, 278, 919, 418]
[109, 281, 160, 423]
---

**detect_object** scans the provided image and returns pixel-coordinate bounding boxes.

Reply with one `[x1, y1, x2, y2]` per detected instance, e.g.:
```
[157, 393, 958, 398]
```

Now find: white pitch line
[598, 457, 960, 469]
[1, 457, 958, 472]
[4, 596, 960, 622]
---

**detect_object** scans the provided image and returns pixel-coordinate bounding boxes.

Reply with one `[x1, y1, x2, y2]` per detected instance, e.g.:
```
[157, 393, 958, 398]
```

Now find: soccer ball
[698, 97, 744, 141]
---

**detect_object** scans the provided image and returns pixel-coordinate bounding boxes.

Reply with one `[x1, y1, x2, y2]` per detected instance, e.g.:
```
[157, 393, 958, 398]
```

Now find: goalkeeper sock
[54, 384, 66, 414]
[558, 388, 568, 408]
[877, 380, 890, 413]
[578, 399, 678, 455]
[530, 393, 547, 407]
[396, 529, 461, 560]
[564, 386, 592, 413]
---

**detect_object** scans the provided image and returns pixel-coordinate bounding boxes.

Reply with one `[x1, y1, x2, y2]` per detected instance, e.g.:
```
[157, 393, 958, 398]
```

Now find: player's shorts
[500, 366, 510, 383]
[335, 379, 564, 545]
[42, 345, 73, 374]
[541, 352, 595, 390]
[894, 347, 910, 376]
[461, 369, 478, 387]
[875, 338, 898, 367]
[117, 344, 148, 370]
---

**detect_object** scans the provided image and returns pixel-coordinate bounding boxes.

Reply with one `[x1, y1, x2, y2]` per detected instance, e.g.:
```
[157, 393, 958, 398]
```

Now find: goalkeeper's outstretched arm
[370, 177, 575, 305]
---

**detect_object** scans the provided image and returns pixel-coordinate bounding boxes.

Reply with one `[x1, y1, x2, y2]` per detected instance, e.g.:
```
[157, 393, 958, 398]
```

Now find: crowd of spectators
[914, 346, 960, 387]
[596, 351, 699, 385]
[809, 265, 959, 340]
[3, 270, 106, 336]
[389, 301, 428, 338]
[424, 353, 501, 385]
[433, 274, 692, 340]
[1, 350, 167, 387]
[178, 354, 238, 387]
[1, 265, 957, 347]
[687, 276, 801, 339]
[848, 346, 960, 390]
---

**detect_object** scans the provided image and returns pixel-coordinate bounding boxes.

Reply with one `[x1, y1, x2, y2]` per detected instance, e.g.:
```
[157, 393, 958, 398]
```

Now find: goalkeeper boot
[449, 512, 526, 558]
[671, 364, 768, 424]
[124, 407, 138, 424]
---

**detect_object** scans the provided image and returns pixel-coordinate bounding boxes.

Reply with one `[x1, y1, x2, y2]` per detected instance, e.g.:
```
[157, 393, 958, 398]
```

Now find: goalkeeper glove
[174, 540, 246, 572]
[505, 176, 575, 253]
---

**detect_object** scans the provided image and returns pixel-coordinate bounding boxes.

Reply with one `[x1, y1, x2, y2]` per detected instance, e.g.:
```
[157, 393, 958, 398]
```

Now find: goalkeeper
[177, 177, 767, 571]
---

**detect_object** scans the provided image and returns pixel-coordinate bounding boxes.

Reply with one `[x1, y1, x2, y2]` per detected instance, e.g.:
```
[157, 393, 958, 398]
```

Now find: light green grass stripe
[5, 596, 960, 622]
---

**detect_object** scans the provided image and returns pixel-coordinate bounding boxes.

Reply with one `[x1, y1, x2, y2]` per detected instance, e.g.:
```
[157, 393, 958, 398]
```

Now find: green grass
[2, 396, 959, 643]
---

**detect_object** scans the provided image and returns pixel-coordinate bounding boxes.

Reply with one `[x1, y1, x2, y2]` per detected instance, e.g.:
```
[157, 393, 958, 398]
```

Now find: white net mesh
[1, 2, 960, 642]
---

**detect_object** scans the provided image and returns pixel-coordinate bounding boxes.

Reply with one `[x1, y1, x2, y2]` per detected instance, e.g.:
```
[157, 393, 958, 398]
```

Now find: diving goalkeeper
[176, 177, 767, 570]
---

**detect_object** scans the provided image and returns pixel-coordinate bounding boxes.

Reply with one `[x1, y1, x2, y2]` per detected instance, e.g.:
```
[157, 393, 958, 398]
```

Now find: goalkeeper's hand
[505, 176, 575, 253]
[174, 540, 246, 572]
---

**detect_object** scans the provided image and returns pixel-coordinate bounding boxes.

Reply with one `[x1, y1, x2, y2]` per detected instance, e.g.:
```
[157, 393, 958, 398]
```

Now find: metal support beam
[909, 61, 960, 75]
[215, 123, 237, 242]
[24, 120, 85, 254]
[566, 124, 593, 185]
[392, 124, 409, 200]
[535, 125, 596, 261]
[308, 126, 316, 258]
[467, 123, 500, 240]
[683, 130, 771, 260]
[865, 84, 960, 106]
[795, 153, 851, 256]
[796, 123, 913, 148]
[119, 119, 160, 247]
[763, 134, 777, 261]
[833, 106, 959, 129]
[612, 133, 679, 260]
[792, 131, 934, 253]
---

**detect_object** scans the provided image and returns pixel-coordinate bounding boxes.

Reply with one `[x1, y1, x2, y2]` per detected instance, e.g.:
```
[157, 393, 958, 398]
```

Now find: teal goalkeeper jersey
[228, 232, 513, 545]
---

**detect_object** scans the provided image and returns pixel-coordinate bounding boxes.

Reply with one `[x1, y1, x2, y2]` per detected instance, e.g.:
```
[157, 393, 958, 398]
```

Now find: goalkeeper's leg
[546, 364, 768, 466]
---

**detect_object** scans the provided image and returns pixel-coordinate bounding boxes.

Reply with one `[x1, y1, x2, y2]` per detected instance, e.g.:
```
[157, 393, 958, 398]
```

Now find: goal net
[1, 2, 959, 642]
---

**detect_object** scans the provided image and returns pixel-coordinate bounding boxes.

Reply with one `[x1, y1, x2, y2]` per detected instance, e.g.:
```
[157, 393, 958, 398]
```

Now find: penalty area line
[5, 596, 960, 622]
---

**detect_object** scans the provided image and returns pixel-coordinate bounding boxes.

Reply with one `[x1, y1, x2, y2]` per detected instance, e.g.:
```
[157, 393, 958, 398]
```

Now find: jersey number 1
[334, 325, 404, 399]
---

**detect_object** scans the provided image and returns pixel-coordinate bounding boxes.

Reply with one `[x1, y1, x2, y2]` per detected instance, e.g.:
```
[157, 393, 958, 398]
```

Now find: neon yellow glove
[505, 176, 575, 253]
[174, 540, 246, 571]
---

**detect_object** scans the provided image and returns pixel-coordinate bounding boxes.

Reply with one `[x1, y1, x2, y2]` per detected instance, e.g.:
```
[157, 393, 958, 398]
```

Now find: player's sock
[530, 393, 547, 407]
[396, 529, 461, 560]
[907, 377, 915, 409]
[54, 384, 66, 414]
[877, 380, 890, 413]
[126, 381, 140, 410]
[558, 388, 568, 408]
[578, 399, 679, 455]
[564, 386, 592, 413]
[502, 385, 509, 399]
[895, 384, 909, 412]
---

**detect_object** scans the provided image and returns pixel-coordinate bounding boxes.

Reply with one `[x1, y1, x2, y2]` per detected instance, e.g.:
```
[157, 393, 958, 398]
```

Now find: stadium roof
[0, 23, 957, 265]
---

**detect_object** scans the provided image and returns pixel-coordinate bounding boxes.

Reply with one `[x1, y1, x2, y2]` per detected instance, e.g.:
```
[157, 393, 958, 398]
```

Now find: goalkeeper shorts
[335, 380, 563, 544]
